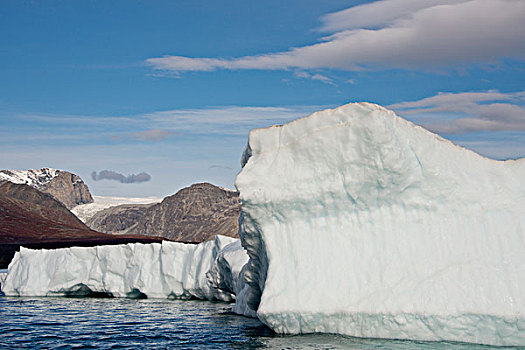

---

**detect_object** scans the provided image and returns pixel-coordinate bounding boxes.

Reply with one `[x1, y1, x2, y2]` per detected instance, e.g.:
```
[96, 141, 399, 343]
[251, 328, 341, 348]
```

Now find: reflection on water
[0, 297, 517, 349]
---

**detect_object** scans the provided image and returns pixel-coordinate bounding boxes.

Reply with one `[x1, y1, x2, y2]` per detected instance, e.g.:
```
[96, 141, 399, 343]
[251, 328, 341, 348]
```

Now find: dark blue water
[0, 297, 517, 349]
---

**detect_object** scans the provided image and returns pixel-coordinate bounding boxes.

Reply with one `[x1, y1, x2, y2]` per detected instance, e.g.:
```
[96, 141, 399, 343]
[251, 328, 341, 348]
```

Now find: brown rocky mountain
[0, 181, 162, 268]
[0, 168, 93, 209]
[41, 171, 94, 209]
[86, 183, 240, 242]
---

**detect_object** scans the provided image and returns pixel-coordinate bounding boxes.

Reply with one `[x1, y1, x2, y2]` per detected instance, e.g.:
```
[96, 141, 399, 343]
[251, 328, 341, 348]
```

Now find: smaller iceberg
[1, 235, 247, 301]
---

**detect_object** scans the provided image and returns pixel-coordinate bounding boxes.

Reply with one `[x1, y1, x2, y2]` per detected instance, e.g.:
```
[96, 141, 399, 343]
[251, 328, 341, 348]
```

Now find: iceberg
[1, 235, 243, 301]
[234, 102, 525, 346]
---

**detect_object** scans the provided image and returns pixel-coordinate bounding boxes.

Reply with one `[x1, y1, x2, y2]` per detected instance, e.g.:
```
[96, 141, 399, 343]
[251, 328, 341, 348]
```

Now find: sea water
[0, 297, 517, 349]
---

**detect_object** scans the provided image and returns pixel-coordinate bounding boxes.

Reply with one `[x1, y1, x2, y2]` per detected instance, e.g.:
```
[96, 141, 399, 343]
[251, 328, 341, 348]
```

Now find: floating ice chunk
[234, 102, 525, 346]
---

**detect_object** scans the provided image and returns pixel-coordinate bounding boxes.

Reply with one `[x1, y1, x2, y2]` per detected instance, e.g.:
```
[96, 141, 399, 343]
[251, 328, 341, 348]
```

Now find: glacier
[71, 195, 162, 222]
[234, 102, 525, 346]
[2, 235, 248, 302]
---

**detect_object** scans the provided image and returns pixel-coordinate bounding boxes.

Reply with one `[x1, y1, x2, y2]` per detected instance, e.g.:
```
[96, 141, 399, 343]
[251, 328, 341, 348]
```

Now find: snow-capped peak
[0, 168, 60, 190]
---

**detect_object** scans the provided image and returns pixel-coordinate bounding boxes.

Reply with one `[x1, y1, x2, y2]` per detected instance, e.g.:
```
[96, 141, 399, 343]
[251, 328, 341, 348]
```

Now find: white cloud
[319, 0, 470, 32]
[146, 0, 525, 72]
[390, 90, 525, 133]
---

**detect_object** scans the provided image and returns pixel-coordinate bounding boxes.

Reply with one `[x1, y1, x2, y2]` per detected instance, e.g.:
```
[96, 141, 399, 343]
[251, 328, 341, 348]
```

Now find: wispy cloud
[145, 0, 525, 73]
[128, 128, 177, 141]
[7, 99, 524, 162]
[4, 106, 321, 144]
[294, 71, 336, 85]
[390, 90, 525, 133]
[452, 135, 525, 160]
[139, 105, 321, 135]
[91, 170, 151, 184]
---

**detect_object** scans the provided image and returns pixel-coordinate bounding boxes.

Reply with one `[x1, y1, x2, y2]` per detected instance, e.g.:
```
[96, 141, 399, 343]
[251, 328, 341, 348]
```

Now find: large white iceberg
[234, 102, 525, 346]
[2, 235, 245, 301]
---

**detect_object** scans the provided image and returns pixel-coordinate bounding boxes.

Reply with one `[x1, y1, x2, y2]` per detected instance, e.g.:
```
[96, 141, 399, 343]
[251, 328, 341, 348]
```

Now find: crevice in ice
[60, 283, 114, 298]
[241, 143, 252, 168]
[237, 210, 267, 314]
[167, 291, 191, 300]
[126, 288, 147, 299]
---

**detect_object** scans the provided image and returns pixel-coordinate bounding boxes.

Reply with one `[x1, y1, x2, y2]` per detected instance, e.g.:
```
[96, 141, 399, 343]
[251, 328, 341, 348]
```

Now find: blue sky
[1, 0, 524, 197]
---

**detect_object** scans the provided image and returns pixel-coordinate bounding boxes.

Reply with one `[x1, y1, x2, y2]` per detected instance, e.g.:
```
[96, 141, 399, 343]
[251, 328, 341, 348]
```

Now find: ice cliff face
[234, 102, 525, 346]
[2, 235, 247, 301]
[0, 168, 93, 209]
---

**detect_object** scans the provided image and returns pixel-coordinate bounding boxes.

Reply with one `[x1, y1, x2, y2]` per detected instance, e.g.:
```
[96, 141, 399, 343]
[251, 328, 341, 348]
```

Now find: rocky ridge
[86, 183, 240, 242]
[0, 168, 93, 209]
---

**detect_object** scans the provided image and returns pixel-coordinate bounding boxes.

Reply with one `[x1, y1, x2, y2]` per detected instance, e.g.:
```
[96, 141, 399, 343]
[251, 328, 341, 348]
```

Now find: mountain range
[0, 169, 240, 268]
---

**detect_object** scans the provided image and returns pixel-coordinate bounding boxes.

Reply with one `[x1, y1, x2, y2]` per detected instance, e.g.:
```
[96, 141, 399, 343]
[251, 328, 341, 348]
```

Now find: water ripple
[0, 297, 520, 349]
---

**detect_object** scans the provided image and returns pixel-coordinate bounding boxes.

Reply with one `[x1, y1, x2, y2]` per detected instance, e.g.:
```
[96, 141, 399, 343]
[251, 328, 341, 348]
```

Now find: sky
[1, 0, 524, 197]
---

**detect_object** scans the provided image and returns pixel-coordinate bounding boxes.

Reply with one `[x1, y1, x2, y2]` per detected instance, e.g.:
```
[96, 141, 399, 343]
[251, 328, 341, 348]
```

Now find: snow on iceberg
[1, 235, 245, 301]
[234, 102, 525, 346]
